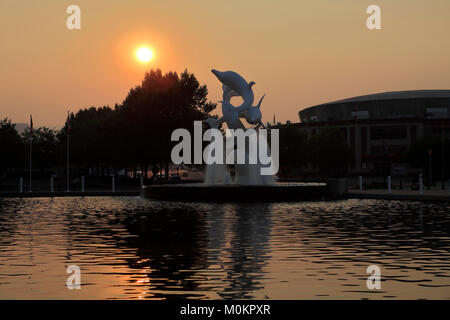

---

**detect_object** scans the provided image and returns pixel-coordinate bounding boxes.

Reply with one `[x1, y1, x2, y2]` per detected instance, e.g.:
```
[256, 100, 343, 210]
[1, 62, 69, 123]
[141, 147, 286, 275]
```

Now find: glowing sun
[136, 47, 153, 63]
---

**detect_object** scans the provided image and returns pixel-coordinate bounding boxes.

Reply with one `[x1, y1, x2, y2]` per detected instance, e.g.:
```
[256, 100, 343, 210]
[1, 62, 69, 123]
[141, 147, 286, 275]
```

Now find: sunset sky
[1, 0, 449, 128]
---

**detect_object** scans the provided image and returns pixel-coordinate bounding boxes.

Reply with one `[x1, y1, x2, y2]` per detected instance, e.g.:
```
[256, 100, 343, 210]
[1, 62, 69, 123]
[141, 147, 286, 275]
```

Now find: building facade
[296, 90, 450, 175]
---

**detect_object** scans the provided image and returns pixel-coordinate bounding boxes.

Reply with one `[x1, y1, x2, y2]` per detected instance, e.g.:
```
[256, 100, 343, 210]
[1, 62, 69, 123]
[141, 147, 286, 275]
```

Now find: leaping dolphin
[211, 69, 255, 112]
[245, 94, 265, 127]
[222, 84, 240, 103]
[205, 98, 241, 130]
[218, 100, 240, 126]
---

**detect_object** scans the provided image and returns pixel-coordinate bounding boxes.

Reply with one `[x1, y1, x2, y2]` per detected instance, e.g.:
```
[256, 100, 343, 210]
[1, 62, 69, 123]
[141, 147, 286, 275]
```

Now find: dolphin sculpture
[211, 69, 255, 112]
[222, 84, 248, 119]
[222, 84, 240, 103]
[218, 100, 240, 126]
[205, 97, 241, 130]
[245, 94, 266, 128]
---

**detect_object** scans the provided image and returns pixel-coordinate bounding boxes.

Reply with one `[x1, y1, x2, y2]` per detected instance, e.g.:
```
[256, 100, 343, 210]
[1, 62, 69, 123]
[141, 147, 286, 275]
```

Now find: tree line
[0, 69, 216, 180]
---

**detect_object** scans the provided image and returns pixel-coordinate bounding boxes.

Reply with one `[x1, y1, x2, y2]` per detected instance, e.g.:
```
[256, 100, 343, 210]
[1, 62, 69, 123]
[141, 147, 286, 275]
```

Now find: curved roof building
[295, 90, 450, 175]
[299, 90, 450, 123]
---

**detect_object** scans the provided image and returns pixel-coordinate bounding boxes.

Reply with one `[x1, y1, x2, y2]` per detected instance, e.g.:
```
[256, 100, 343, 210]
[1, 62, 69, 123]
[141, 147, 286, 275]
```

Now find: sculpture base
[141, 182, 345, 202]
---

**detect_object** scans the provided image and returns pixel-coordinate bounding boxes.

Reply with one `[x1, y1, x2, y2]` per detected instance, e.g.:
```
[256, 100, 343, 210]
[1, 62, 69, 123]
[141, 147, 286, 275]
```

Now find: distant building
[294, 90, 450, 175]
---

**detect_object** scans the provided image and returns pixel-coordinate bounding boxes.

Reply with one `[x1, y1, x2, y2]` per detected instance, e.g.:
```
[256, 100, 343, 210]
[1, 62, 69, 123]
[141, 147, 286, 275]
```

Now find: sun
[136, 47, 153, 63]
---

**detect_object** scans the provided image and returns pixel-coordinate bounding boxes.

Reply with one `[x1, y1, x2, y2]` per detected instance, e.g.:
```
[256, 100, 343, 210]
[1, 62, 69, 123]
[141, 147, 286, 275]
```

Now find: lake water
[0, 197, 449, 299]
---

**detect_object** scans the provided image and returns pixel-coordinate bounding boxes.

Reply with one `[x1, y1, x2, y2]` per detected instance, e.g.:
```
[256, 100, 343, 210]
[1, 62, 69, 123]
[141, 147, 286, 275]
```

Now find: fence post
[419, 174, 423, 195]
[19, 177, 23, 193]
[50, 176, 54, 193]
[387, 176, 392, 194]
[81, 176, 85, 193]
[359, 176, 363, 193]
[112, 176, 116, 193]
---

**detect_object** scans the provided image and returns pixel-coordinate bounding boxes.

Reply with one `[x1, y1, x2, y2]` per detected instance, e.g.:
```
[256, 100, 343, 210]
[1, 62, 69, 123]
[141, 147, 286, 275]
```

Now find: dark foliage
[0, 69, 216, 179]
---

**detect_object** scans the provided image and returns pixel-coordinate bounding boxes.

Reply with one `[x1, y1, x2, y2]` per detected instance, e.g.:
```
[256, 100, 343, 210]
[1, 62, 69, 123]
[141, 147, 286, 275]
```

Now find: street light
[428, 149, 432, 190]
[442, 126, 446, 190]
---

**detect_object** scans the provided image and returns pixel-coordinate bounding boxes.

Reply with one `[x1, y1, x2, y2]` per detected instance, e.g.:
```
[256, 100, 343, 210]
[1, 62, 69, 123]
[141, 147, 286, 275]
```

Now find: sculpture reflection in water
[122, 202, 272, 299]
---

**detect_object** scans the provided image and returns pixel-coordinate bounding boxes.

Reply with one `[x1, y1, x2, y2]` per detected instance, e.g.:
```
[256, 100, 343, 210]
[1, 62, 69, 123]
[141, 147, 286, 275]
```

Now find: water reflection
[122, 204, 210, 299]
[117, 202, 273, 299]
[217, 204, 272, 299]
[0, 197, 448, 299]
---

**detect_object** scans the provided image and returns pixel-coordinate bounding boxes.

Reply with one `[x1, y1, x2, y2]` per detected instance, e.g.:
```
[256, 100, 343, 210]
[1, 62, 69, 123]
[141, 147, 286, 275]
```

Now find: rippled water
[0, 197, 449, 299]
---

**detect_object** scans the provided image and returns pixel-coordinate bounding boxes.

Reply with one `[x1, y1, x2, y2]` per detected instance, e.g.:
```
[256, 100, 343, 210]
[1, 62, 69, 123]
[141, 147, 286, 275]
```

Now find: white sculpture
[209, 69, 266, 129]
[245, 94, 265, 126]
[204, 69, 273, 185]
[211, 69, 255, 112]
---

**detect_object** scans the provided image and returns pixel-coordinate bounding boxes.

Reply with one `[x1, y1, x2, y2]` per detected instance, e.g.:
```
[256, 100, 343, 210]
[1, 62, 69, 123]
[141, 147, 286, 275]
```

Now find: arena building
[295, 90, 450, 175]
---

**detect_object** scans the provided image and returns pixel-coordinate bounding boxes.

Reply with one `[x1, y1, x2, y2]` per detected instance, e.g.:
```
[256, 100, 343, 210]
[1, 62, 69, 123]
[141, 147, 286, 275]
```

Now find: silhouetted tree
[116, 69, 216, 175]
[0, 118, 25, 177]
[57, 106, 116, 175]
[22, 126, 58, 173]
[1, 69, 217, 182]
[62, 69, 216, 178]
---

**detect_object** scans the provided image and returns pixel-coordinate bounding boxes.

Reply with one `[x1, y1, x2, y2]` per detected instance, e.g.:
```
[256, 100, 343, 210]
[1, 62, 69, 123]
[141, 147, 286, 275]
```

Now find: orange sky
[1, 0, 449, 128]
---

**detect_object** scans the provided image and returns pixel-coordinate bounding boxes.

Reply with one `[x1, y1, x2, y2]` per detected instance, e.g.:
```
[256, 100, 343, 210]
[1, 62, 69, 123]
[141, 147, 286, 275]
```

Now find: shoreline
[0, 189, 449, 203]
[0, 191, 140, 198]
[346, 190, 450, 203]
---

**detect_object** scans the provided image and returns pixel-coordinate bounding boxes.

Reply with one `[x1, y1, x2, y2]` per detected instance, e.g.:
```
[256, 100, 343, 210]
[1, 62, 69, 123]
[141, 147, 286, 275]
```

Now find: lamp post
[442, 126, 445, 190]
[428, 149, 432, 190]
[354, 107, 359, 172]
[419, 173, 423, 195]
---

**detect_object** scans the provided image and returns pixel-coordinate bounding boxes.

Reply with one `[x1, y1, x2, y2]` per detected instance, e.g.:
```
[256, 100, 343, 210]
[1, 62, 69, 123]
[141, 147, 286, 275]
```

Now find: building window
[351, 110, 369, 119]
[370, 126, 407, 140]
[388, 145, 408, 154]
[426, 108, 448, 119]
[370, 145, 407, 155]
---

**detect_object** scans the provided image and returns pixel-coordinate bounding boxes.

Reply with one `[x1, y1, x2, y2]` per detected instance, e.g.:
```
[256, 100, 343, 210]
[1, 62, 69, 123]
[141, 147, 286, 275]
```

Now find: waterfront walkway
[0, 191, 140, 198]
[1, 187, 449, 203]
[347, 188, 450, 202]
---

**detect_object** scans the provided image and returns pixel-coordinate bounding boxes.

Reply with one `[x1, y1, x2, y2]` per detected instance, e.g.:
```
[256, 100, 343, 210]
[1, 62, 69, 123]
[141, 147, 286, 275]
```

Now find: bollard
[359, 176, 363, 193]
[387, 176, 392, 194]
[112, 176, 116, 193]
[419, 174, 423, 195]
[19, 177, 23, 193]
[448, 179, 450, 195]
[81, 176, 85, 193]
[140, 176, 144, 188]
[50, 176, 54, 193]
